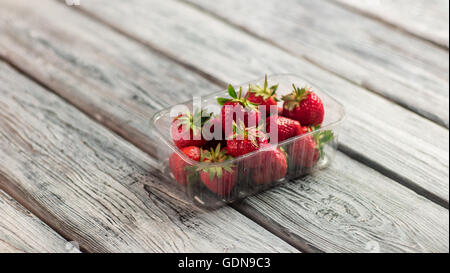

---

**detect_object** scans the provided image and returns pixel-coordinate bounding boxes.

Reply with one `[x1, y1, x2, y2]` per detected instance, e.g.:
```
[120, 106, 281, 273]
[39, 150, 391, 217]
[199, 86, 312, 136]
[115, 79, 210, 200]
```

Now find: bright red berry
[252, 146, 288, 185]
[289, 127, 334, 168]
[226, 122, 268, 156]
[171, 108, 212, 149]
[266, 115, 303, 143]
[169, 146, 202, 186]
[198, 144, 237, 197]
[282, 85, 324, 126]
[245, 75, 279, 116]
[218, 85, 261, 135]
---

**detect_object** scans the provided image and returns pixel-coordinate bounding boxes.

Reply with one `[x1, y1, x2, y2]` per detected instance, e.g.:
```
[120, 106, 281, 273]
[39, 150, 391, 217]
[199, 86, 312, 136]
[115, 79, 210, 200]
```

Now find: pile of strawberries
[169, 76, 333, 198]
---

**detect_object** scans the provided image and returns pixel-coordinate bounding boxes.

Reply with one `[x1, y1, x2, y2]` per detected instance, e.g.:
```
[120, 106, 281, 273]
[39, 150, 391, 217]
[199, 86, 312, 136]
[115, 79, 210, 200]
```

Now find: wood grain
[0, 0, 447, 252]
[334, 0, 450, 48]
[182, 0, 449, 128]
[66, 0, 448, 204]
[235, 153, 449, 253]
[0, 0, 219, 158]
[0, 61, 298, 253]
[0, 190, 78, 253]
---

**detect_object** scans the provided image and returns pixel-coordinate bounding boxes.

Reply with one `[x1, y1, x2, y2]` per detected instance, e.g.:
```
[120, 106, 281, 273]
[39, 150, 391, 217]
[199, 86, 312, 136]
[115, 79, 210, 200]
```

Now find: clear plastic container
[151, 74, 345, 208]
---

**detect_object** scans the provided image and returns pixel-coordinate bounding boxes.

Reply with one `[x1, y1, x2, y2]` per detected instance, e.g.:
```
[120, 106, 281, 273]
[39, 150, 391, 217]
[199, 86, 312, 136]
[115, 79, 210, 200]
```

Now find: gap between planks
[328, 0, 449, 51]
[47, 0, 449, 209]
[175, 0, 449, 129]
[0, 0, 446, 251]
[0, 0, 444, 212]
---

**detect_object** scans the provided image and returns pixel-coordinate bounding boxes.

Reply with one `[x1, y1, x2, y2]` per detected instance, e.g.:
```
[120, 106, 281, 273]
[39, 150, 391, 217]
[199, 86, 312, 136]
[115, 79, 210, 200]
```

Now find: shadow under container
[151, 74, 346, 208]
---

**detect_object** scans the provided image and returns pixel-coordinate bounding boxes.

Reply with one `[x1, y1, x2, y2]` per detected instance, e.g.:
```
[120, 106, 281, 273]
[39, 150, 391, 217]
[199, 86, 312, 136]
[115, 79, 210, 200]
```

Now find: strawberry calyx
[175, 108, 213, 135]
[229, 120, 266, 147]
[311, 125, 335, 160]
[198, 143, 234, 180]
[282, 84, 312, 111]
[217, 84, 259, 111]
[248, 74, 280, 101]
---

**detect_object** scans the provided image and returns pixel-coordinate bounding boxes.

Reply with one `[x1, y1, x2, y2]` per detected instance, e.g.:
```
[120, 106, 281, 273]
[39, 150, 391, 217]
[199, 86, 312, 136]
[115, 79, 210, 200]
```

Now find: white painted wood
[182, 0, 449, 127]
[334, 0, 449, 48]
[235, 153, 449, 253]
[69, 0, 449, 203]
[0, 190, 77, 253]
[0, 61, 298, 253]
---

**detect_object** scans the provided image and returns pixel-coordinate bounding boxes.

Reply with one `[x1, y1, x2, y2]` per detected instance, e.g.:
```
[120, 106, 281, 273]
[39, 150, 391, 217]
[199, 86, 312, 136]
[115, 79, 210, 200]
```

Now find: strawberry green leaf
[228, 84, 237, 99]
[217, 97, 232, 105]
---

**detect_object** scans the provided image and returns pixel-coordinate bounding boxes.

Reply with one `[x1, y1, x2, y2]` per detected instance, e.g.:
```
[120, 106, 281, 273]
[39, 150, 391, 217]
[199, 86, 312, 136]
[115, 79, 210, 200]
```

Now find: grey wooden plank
[66, 0, 448, 204]
[0, 61, 298, 253]
[334, 0, 449, 48]
[183, 0, 449, 128]
[0, 189, 78, 253]
[0, 0, 219, 158]
[234, 152, 449, 253]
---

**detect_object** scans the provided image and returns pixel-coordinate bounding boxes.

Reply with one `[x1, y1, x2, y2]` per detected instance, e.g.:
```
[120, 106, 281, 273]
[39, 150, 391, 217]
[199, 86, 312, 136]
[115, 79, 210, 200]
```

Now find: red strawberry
[266, 115, 303, 143]
[282, 85, 324, 126]
[226, 122, 268, 157]
[198, 144, 237, 197]
[226, 122, 268, 168]
[171, 108, 212, 149]
[246, 75, 279, 116]
[218, 85, 261, 135]
[289, 127, 334, 168]
[202, 116, 226, 150]
[252, 146, 288, 184]
[169, 146, 202, 186]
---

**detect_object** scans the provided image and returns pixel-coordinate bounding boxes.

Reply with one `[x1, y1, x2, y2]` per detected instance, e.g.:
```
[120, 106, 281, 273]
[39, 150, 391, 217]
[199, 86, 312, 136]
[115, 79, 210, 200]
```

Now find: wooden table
[0, 0, 448, 253]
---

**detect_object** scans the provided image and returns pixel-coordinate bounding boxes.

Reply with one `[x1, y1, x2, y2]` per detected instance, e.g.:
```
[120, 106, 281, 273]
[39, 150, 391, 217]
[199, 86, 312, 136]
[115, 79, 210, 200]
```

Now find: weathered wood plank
[334, 0, 450, 48]
[0, 61, 298, 253]
[234, 153, 449, 253]
[183, 0, 449, 128]
[0, 0, 447, 252]
[0, 0, 219, 158]
[0, 190, 78, 253]
[68, 0, 448, 204]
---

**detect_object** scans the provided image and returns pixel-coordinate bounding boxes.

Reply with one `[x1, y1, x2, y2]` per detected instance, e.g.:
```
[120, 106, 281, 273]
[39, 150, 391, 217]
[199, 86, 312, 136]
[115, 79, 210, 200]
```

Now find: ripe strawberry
[289, 127, 334, 168]
[226, 122, 268, 168]
[198, 144, 237, 197]
[171, 108, 212, 149]
[282, 85, 324, 126]
[169, 146, 202, 186]
[226, 122, 268, 157]
[266, 115, 303, 143]
[252, 146, 288, 185]
[246, 75, 279, 116]
[218, 85, 261, 135]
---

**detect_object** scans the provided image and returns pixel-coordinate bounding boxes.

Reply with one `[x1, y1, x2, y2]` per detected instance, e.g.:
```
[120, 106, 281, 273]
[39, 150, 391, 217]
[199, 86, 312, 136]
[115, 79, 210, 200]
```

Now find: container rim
[150, 73, 346, 167]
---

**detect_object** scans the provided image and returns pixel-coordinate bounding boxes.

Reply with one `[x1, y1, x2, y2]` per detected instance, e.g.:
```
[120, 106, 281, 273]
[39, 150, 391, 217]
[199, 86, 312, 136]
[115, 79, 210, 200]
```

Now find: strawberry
[252, 146, 288, 184]
[202, 116, 226, 150]
[217, 85, 261, 135]
[198, 144, 237, 197]
[289, 126, 334, 168]
[171, 108, 212, 149]
[246, 75, 279, 116]
[226, 121, 268, 168]
[226, 121, 268, 157]
[282, 85, 324, 126]
[266, 115, 303, 143]
[169, 146, 202, 186]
